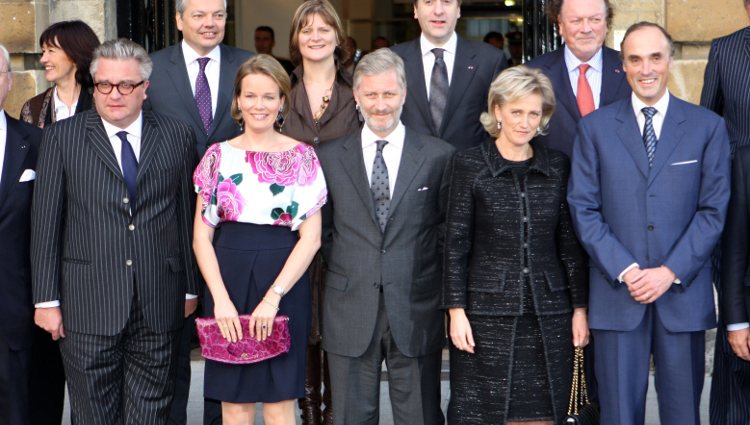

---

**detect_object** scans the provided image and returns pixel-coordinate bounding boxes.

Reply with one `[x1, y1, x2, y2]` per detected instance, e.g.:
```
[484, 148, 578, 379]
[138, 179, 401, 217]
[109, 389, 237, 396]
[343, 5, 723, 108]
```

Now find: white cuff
[727, 322, 750, 331]
[618, 263, 639, 282]
[186, 294, 198, 300]
[35, 300, 61, 308]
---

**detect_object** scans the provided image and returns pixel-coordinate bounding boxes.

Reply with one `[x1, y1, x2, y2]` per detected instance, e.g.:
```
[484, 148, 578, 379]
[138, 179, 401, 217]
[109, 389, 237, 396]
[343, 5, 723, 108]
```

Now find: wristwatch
[272, 285, 285, 297]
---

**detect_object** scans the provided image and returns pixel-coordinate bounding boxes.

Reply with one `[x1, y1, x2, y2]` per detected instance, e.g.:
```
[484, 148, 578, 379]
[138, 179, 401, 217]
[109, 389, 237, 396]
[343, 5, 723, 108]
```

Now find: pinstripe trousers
[60, 293, 181, 425]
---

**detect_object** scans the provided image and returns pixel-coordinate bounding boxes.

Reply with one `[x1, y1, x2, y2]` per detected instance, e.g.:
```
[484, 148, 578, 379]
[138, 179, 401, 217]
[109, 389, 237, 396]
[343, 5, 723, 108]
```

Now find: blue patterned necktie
[116, 131, 138, 205]
[429, 48, 449, 132]
[195, 57, 213, 134]
[642, 107, 658, 167]
[370, 140, 390, 232]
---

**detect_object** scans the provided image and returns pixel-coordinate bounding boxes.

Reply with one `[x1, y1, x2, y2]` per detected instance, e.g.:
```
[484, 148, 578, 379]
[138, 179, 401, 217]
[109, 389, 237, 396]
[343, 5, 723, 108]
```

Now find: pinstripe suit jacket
[30, 109, 199, 336]
[701, 26, 750, 150]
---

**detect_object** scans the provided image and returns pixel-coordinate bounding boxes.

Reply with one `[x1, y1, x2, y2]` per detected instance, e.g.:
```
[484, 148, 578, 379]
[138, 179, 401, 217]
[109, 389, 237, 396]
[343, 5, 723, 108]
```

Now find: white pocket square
[19, 169, 36, 182]
[417, 186, 430, 192]
[670, 160, 698, 166]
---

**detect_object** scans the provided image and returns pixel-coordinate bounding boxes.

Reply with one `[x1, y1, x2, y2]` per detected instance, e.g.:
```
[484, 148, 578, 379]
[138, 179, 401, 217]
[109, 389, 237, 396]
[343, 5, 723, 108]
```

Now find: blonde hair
[480, 65, 556, 138]
[230, 54, 291, 130]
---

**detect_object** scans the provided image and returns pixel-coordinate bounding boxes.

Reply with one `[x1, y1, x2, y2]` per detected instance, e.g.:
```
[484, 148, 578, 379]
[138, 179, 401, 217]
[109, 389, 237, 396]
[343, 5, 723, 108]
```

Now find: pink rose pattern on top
[246, 144, 319, 187]
[194, 142, 327, 229]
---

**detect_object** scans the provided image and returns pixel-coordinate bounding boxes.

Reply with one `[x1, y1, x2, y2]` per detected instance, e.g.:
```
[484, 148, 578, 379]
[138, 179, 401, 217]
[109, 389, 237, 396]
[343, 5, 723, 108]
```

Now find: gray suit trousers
[327, 293, 444, 425]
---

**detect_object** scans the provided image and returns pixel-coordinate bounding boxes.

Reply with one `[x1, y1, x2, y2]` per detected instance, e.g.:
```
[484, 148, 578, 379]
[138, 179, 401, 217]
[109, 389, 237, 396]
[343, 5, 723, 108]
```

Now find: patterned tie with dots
[642, 107, 658, 167]
[195, 57, 213, 134]
[370, 140, 390, 232]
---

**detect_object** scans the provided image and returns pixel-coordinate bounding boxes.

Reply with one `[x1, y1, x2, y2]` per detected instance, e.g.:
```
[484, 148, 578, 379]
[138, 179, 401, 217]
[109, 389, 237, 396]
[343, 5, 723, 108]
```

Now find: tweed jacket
[443, 139, 587, 316]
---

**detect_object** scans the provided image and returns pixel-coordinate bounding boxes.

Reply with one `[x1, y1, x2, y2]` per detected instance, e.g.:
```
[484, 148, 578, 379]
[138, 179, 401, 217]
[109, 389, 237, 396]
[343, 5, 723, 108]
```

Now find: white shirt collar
[361, 121, 406, 150]
[101, 113, 144, 140]
[181, 40, 221, 65]
[0, 110, 6, 131]
[420, 32, 458, 57]
[631, 91, 670, 117]
[564, 45, 603, 73]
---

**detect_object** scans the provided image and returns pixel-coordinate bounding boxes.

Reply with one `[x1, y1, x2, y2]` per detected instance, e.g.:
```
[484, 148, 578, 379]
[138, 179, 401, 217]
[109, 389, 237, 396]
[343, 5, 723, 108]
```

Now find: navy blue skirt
[203, 222, 311, 403]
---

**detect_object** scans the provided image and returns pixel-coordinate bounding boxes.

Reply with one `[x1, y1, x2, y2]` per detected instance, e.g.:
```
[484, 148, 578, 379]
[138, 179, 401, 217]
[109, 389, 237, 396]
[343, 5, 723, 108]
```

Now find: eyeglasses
[94, 81, 145, 95]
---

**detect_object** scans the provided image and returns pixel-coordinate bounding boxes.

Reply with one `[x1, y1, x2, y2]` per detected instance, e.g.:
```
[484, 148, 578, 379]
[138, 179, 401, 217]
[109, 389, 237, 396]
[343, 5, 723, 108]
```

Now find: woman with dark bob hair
[193, 54, 327, 425]
[283, 2, 360, 423]
[443, 65, 589, 424]
[20, 20, 100, 128]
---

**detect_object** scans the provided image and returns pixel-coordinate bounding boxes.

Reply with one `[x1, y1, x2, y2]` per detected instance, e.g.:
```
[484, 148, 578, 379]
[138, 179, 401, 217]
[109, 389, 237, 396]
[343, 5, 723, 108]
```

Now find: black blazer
[31, 110, 199, 336]
[146, 43, 254, 157]
[701, 26, 750, 150]
[0, 114, 40, 349]
[443, 140, 587, 316]
[390, 36, 506, 151]
[721, 146, 750, 325]
[526, 46, 631, 157]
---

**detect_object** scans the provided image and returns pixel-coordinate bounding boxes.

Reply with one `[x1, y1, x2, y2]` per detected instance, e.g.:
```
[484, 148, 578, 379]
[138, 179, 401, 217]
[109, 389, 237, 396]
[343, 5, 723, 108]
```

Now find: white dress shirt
[0, 111, 6, 187]
[564, 45, 603, 109]
[420, 32, 458, 100]
[182, 40, 221, 118]
[53, 86, 77, 121]
[361, 122, 405, 196]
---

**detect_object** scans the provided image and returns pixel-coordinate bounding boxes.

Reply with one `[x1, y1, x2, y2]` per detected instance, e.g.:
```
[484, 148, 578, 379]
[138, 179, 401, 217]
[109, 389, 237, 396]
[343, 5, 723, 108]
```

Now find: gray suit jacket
[317, 127, 454, 358]
[146, 43, 253, 157]
[30, 110, 199, 336]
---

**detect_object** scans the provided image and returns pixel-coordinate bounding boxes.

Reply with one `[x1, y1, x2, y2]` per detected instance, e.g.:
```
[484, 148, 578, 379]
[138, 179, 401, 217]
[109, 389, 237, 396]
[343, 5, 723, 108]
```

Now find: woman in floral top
[193, 54, 327, 425]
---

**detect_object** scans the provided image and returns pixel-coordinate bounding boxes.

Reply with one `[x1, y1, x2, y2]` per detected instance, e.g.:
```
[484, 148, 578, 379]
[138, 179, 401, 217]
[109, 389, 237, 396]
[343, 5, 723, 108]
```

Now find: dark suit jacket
[701, 26, 750, 150]
[721, 146, 750, 325]
[31, 110, 199, 336]
[390, 36, 506, 151]
[568, 95, 730, 332]
[317, 127, 454, 358]
[146, 43, 253, 157]
[0, 114, 41, 350]
[527, 46, 631, 157]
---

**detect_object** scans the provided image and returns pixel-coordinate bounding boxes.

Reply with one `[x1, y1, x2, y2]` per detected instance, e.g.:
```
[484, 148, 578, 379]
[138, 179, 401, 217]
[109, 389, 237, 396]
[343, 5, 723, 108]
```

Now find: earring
[536, 127, 542, 134]
[276, 110, 286, 132]
[496, 121, 502, 130]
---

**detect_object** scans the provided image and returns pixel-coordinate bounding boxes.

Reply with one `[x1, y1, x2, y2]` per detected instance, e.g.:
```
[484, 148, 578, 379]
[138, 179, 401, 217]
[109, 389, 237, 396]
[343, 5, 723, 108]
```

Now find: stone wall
[0, 0, 113, 117]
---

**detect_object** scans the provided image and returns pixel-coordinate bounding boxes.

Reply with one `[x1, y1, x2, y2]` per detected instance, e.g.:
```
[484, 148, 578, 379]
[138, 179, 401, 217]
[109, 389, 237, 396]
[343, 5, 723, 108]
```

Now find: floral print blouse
[194, 142, 327, 231]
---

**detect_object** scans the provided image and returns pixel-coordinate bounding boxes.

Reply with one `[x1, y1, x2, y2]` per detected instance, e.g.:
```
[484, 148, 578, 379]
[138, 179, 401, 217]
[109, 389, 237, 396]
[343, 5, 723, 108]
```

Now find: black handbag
[564, 346, 600, 425]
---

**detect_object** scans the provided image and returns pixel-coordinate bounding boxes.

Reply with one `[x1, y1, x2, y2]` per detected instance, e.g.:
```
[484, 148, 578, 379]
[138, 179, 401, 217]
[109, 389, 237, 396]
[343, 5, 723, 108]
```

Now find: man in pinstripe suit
[704, 2, 750, 423]
[31, 38, 199, 425]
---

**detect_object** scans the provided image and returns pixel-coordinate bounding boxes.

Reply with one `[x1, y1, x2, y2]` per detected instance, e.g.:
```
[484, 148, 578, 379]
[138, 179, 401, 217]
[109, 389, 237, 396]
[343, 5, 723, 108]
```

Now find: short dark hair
[255, 26, 275, 41]
[619, 21, 675, 58]
[547, 0, 614, 29]
[483, 31, 503, 44]
[39, 20, 101, 87]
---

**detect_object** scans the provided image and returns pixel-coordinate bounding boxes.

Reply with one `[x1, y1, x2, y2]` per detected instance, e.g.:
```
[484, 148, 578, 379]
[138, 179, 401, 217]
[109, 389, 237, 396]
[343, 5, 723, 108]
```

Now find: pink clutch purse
[195, 315, 291, 364]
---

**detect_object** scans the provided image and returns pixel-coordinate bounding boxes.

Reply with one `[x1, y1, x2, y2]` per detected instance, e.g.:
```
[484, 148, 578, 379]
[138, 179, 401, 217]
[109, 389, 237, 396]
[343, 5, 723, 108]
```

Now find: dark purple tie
[195, 57, 213, 134]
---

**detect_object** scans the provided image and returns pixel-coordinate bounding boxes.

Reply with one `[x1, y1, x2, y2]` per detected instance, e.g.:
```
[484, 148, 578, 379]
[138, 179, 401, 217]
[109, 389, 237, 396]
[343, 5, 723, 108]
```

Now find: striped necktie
[642, 107, 658, 167]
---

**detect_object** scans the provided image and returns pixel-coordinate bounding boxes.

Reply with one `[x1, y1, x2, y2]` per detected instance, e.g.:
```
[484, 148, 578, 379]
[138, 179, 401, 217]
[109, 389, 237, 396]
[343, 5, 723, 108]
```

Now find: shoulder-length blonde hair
[288, 0, 349, 67]
[480, 65, 556, 138]
[231, 54, 292, 130]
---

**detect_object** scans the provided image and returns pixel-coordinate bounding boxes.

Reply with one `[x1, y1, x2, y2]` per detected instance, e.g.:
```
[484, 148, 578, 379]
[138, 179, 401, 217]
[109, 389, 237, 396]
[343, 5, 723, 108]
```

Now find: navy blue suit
[568, 95, 731, 425]
[526, 47, 631, 157]
[391, 36, 506, 151]
[0, 113, 40, 424]
[702, 25, 750, 425]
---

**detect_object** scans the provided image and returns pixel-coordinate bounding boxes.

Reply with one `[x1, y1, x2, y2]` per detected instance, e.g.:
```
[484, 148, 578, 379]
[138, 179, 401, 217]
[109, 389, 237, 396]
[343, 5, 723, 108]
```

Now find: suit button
[381, 249, 386, 254]
[126, 259, 133, 266]
[123, 197, 129, 204]
[520, 192, 526, 198]
[128, 224, 135, 231]
[647, 225, 655, 231]
[523, 267, 529, 274]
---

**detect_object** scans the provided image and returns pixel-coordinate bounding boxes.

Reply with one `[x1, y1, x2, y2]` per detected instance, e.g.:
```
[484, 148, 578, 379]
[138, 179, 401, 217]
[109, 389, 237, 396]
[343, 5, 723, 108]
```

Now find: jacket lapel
[0, 114, 31, 206]
[615, 100, 650, 179]
[547, 49, 581, 123]
[85, 111, 122, 179]
[401, 40, 434, 135]
[170, 45, 205, 134]
[339, 133, 379, 228]
[442, 37, 479, 135]
[647, 96, 685, 186]
[744, 27, 750, 65]
[600, 48, 627, 106]
[209, 45, 235, 141]
[137, 111, 160, 185]
[387, 128, 425, 218]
